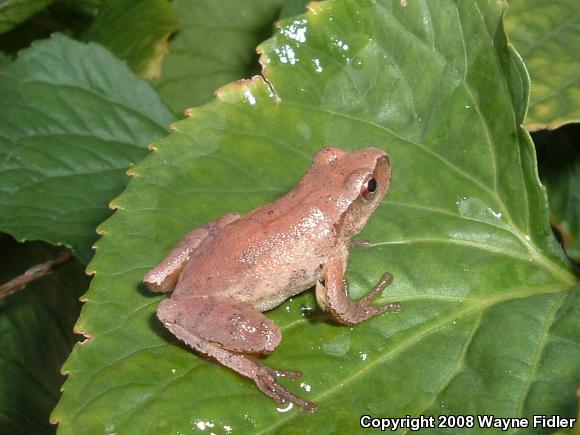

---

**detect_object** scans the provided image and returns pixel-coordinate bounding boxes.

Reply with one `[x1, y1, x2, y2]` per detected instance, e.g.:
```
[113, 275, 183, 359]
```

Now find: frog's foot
[157, 297, 316, 412]
[358, 272, 401, 316]
[339, 272, 401, 325]
[322, 259, 401, 325]
[164, 321, 316, 412]
[255, 366, 316, 411]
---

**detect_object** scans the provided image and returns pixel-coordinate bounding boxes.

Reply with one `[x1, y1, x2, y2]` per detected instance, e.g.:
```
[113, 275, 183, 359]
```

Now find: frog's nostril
[378, 153, 390, 167]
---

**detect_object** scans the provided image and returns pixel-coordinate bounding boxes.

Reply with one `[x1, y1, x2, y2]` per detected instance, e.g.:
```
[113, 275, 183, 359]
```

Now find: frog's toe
[255, 370, 317, 412]
[376, 301, 402, 314]
[360, 272, 394, 305]
[265, 367, 303, 379]
[364, 272, 400, 315]
[372, 272, 394, 294]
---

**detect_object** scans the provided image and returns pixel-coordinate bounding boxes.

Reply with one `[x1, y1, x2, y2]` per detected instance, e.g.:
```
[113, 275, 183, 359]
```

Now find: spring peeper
[144, 146, 400, 411]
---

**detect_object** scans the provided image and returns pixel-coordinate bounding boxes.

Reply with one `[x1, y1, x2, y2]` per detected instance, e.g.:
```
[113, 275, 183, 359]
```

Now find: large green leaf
[85, 0, 178, 79]
[0, 234, 88, 434]
[0, 50, 9, 69]
[279, 0, 309, 20]
[0, 0, 53, 34]
[504, 0, 580, 131]
[535, 126, 580, 264]
[155, 0, 284, 114]
[0, 33, 176, 264]
[0, 0, 99, 56]
[54, 0, 579, 433]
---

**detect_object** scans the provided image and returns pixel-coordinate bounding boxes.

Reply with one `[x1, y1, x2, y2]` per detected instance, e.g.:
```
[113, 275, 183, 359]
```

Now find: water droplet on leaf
[352, 57, 364, 69]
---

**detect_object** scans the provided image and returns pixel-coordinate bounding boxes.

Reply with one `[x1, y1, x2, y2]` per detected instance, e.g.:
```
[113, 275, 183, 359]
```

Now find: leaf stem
[0, 251, 73, 300]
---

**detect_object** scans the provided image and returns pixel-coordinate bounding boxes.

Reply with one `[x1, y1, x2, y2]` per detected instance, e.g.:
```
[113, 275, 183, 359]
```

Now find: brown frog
[144, 146, 399, 411]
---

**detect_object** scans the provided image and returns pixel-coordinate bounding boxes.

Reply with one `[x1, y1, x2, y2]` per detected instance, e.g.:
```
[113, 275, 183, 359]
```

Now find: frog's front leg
[318, 250, 401, 326]
[157, 297, 316, 411]
[144, 213, 239, 292]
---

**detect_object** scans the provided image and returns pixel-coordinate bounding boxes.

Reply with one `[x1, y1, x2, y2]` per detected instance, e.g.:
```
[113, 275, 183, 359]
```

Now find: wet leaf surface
[53, 1, 579, 433]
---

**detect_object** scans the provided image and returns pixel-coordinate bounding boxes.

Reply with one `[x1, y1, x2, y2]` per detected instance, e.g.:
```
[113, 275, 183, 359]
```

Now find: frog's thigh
[157, 297, 281, 354]
[157, 297, 316, 411]
[144, 212, 240, 293]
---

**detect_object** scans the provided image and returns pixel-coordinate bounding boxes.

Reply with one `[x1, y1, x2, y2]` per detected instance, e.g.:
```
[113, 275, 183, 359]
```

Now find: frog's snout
[375, 152, 391, 195]
[157, 298, 177, 325]
[379, 152, 390, 168]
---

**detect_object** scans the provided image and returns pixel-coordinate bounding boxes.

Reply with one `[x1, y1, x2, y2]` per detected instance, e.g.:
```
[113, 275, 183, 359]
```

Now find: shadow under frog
[143, 146, 401, 411]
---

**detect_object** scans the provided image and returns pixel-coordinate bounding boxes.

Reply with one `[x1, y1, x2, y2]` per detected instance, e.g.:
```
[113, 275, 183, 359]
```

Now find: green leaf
[535, 126, 580, 263]
[504, 0, 580, 131]
[54, 0, 579, 432]
[85, 0, 178, 79]
[0, 0, 53, 34]
[0, 33, 176, 264]
[0, 1, 99, 56]
[279, 0, 309, 20]
[155, 0, 284, 114]
[0, 50, 10, 69]
[0, 234, 88, 434]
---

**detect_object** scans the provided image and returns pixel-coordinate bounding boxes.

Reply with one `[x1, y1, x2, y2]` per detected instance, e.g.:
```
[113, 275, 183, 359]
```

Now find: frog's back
[173, 202, 336, 311]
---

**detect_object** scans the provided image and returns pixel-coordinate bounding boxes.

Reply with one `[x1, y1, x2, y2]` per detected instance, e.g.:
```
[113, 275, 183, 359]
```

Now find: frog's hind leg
[157, 297, 316, 412]
[144, 213, 239, 292]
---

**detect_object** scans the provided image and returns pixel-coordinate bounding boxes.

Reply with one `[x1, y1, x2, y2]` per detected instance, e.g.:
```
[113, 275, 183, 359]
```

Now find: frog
[144, 146, 400, 412]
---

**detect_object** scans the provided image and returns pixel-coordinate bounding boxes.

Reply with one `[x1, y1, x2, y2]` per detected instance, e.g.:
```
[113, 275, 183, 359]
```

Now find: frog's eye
[361, 176, 377, 200]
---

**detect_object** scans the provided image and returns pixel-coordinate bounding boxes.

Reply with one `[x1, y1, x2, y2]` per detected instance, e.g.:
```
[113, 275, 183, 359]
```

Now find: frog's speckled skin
[144, 146, 399, 411]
